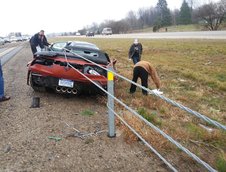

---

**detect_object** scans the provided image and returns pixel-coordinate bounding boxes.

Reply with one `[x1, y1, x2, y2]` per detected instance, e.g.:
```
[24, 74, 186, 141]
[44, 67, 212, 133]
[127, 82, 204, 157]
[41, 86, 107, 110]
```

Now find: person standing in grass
[128, 39, 143, 64]
[129, 61, 161, 95]
[0, 59, 10, 102]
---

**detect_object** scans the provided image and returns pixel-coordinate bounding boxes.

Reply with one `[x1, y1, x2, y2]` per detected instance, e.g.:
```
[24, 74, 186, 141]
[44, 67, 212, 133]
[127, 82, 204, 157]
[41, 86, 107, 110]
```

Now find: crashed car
[27, 41, 112, 95]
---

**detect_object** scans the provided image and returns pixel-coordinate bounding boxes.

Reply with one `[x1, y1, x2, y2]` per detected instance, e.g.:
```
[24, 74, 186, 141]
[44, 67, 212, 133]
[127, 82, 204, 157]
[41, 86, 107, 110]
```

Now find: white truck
[102, 28, 112, 35]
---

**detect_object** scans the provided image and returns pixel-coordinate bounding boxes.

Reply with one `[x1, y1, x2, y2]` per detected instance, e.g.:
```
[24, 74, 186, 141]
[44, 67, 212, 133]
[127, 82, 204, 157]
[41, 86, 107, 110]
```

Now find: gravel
[0, 43, 168, 172]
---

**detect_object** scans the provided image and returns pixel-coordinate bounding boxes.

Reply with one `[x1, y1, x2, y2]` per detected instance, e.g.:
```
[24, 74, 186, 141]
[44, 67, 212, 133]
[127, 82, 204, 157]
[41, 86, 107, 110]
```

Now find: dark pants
[30, 44, 37, 55]
[130, 66, 148, 95]
[132, 55, 140, 64]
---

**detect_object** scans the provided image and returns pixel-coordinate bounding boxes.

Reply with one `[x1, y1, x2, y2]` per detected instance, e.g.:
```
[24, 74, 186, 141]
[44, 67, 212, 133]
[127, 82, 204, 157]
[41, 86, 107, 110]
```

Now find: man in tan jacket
[129, 61, 161, 95]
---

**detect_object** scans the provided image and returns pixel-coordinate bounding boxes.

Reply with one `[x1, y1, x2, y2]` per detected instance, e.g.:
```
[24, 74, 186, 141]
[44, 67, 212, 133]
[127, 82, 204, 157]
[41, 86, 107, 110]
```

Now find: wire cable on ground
[107, 105, 178, 172]
[63, 53, 217, 172]
[63, 48, 226, 131]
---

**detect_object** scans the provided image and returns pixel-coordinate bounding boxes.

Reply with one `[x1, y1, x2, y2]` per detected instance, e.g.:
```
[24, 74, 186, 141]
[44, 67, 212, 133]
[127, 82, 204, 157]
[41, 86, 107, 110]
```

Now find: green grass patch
[185, 123, 206, 140]
[217, 74, 226, 82]
[81, 109, 95, 116]
[216, 156, 226, 172]
[137, 107, 162, 127]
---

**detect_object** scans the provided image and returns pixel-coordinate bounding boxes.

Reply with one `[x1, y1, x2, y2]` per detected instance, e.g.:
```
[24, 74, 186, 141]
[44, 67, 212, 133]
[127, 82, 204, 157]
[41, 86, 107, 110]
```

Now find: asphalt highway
[95, 30, 226, 39]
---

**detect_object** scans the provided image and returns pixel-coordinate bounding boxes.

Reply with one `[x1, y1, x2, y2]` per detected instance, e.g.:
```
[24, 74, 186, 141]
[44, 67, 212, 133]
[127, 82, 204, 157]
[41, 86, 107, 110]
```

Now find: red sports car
[27, 41, 111, 95]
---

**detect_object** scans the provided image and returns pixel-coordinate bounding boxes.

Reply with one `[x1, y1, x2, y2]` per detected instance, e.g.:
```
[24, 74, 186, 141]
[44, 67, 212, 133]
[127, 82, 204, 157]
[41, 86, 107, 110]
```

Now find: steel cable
[107, 105, 178, 172]
[63, 52, 217, 172]
[63, 48, 226, 131]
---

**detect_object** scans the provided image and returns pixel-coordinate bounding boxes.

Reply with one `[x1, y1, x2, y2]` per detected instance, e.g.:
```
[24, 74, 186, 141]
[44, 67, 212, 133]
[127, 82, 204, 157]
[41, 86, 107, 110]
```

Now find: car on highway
[0, 37, 5, 45]
[102, 28, 112, 35]
[3, 37, 11, 43]
[27, 41, 112, 95]
[22, 35, 30, 41]
[86, 31, 94, 37]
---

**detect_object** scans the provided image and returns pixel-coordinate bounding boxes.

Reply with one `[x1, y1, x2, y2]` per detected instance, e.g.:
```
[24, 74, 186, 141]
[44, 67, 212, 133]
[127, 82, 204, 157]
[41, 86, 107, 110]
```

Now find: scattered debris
[204, 61, 212, 65]
[3, 145, 11, 153]
[199, 124, 214, 132]
[209, 107, 220, 114]
[31, 97, 40, 108]
[177, 78, 187, 82]
[64, 121, 107, 140]
[66, 130, 107, 140]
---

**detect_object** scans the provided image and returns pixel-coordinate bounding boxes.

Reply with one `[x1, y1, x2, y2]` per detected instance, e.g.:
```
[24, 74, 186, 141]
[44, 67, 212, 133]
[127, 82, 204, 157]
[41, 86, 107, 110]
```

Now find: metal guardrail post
[107, 66, 116, 138]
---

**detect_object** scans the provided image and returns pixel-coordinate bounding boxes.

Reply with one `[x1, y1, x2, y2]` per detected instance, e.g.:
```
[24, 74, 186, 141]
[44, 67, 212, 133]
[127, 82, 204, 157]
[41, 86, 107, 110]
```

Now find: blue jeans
[132, 55, 140, 64]
[0, 61, 4, 98]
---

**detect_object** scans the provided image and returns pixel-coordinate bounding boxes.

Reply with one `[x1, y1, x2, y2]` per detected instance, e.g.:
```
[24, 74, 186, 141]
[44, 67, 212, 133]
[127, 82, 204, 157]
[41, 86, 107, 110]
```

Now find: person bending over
[129, 61, 161, 95]
[29, 30, 50, 55]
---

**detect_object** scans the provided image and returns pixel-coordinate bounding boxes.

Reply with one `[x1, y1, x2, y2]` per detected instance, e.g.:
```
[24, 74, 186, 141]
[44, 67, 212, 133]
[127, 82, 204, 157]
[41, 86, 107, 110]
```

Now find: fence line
[107, 105, 178, 172]
[63, 52, 217, 172]
[63, 48, 226, 131]
[66, 61, 177, 171]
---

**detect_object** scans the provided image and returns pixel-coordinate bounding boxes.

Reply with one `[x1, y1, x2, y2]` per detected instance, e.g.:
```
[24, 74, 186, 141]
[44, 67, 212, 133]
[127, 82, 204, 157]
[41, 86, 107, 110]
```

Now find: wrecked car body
[27, 41, 111, 95]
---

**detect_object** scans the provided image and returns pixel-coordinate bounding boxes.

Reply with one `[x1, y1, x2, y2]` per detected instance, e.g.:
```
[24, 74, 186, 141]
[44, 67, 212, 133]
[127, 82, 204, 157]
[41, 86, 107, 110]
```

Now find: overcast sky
[0, 0, 219, 36]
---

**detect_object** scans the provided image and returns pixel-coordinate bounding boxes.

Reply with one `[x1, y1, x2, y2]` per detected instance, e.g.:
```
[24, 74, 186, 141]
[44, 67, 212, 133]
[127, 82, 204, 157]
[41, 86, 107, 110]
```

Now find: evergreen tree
[179, 0, 192, 24]
[156, 0, 172, 27]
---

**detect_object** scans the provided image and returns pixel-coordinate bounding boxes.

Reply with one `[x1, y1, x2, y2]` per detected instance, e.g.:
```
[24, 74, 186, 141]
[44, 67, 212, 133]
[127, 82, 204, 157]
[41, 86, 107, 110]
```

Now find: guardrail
[62, 48, 223, 172]
[1, 46, 23, 66]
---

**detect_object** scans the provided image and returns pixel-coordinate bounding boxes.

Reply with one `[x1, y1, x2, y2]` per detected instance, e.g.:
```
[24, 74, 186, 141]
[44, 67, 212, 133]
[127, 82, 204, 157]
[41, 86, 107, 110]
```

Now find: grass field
[49, 37, 226, 171]
[133, 23, 226, 33]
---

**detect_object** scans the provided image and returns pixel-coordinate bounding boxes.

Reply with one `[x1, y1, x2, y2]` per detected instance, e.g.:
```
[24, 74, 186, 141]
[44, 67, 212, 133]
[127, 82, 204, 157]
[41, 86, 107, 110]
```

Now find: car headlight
[84, 66, 101, 76]
[88, 69, 100, 76]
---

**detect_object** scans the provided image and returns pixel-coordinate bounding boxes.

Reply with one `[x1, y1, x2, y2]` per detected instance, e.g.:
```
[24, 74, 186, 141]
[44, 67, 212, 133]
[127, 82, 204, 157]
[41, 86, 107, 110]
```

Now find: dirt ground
[0, 43, 168, 172]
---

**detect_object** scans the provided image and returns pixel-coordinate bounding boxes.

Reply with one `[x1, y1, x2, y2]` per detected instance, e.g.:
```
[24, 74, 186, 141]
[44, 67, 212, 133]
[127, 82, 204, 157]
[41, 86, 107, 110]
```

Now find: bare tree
[137, 7, 158, 28]
[111, 20, 130, 34]
[138, 8, 147, 29]
[171, 9, 180, 25]
[194, 1, 226, 30]
[126, 11, 139, 30]
[221, 0, 226, 8]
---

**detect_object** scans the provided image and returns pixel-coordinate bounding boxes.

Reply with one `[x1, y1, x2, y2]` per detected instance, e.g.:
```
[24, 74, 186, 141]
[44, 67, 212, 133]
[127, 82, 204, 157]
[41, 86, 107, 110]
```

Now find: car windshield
[51, 42, 67, 51]
[68, 41, 99, 50]
[51, 41, 99, 52]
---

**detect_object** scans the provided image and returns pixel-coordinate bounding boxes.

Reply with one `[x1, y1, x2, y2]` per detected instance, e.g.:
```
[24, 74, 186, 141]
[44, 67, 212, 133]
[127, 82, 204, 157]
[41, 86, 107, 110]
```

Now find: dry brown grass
[50, 37, 226, 171]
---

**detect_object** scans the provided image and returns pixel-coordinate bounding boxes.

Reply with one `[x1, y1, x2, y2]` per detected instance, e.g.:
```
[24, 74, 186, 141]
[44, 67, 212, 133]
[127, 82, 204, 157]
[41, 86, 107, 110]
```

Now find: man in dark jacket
[128, 39, 143, 64]
[30, 30, 50, 55]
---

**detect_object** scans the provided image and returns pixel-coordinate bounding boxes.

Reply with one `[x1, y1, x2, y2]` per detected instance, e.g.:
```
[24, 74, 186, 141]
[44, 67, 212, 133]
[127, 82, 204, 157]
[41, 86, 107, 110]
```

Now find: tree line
[82, 0, 226, 34]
